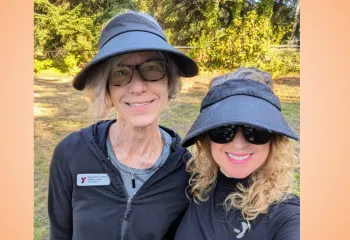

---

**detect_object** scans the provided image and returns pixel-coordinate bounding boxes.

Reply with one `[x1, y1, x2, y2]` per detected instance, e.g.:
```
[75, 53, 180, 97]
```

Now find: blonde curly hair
[186, 67, 299, 224]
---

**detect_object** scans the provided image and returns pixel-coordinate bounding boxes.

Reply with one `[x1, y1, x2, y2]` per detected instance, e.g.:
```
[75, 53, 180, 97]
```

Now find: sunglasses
[208, 125, 271, 145]
[108, 60, 166, 86]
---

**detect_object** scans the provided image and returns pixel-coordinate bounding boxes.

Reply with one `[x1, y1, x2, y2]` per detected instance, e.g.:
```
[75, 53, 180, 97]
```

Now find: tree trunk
[292, 0, 300, 44]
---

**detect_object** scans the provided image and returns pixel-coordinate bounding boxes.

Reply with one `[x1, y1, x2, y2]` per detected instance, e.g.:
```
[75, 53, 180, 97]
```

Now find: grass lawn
[34, 74, 300, 240]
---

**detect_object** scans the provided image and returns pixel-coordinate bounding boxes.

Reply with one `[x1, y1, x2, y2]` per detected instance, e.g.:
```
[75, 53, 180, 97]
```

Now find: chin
[129, 116, 159, 128]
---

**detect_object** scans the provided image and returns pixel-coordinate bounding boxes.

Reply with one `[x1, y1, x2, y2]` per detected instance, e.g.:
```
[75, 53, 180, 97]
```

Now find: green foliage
[258, 48, 300, 78]
[34, 59, 54, 73]
[294, 171, 300, 196]
[271, 0, 298, 43]
[256, 0, 275, 19]
[34, 0, 300, 75]
[35, 0, 100, 74]
[131, 0, 299, 77]
[64, 54, 80, 75]
[189, 11, 273, 70]
[271, 22, 293, 44]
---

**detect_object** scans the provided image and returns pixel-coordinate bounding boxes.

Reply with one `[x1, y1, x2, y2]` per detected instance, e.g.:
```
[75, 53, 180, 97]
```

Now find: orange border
[0, 1, 34, 239]
[301, 0, 350, 239]
[2, 0, 350, 239]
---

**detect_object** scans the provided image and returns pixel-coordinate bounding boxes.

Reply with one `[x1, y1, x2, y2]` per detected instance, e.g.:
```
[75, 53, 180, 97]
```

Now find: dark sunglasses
[108, 60, 166, 86]
[208, 125, 271, 145]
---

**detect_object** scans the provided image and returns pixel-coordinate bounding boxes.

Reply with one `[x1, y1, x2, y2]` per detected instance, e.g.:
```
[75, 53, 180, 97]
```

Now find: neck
[110, 118, 163, 168]
[217, 170, 250, 192]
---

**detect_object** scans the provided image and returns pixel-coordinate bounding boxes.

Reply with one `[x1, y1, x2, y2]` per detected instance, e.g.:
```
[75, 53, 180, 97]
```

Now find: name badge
[77, 174, 111, 186]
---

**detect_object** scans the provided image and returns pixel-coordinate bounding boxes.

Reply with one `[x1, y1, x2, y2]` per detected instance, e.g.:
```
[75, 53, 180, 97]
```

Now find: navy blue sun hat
[181, 79, 299, 147]
[73, 11, 199, 90]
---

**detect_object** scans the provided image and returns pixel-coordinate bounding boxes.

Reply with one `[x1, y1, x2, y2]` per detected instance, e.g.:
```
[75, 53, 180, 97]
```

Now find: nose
[229, 128, 249, 149]
[128, 70, 147, 94]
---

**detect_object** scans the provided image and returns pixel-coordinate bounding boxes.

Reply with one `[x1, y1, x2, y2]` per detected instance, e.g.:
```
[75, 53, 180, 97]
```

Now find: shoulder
[52, 121, 106, 163]
[50, 129, 86, 175]
[159, 125, 181, 142]
[267, 194, 300, 239]
[270, 194, 300, 213]
[269, 194, 300, 220]
[49, 130, 84, 181]
[55, 120, 113, 152]
[54, 129, 85, 153]
[268, 195, 300, 238]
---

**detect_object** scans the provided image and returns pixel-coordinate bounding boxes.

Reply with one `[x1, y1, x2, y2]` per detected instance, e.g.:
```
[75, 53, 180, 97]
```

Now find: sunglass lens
[243, 127, 270, 144]
[208, 126, 236, 144]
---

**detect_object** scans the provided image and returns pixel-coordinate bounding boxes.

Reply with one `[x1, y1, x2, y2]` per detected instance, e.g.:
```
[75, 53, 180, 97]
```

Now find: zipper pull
[124, 198, 132, 219]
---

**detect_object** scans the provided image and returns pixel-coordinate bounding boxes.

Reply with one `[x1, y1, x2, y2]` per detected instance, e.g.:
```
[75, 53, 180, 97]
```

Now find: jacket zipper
[91, 139, 134, 240]
[121, 197, 132, 240]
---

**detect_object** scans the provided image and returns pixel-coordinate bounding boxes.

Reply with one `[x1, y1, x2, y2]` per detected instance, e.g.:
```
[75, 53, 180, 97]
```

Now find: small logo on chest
[234, 222, 248, 239]
[81, 177, 87, 183]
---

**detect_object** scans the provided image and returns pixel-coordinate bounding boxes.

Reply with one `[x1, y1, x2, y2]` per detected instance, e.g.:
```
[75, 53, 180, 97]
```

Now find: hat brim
[181, 95, 299, 147]
[73, 31, 198, 90]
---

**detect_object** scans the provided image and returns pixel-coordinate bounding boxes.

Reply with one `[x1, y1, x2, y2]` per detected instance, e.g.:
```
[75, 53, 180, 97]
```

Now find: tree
[34, 0, 134, 73]
[34, 0, 300, 73]
[291, 0, 300, 44]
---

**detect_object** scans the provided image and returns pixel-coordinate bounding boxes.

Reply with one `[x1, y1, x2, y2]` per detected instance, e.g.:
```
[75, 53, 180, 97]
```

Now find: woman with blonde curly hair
[175, 67, 300, 240]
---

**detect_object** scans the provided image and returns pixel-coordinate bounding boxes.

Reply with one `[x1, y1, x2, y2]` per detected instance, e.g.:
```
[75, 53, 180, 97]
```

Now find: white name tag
[77, 174, 111, 186]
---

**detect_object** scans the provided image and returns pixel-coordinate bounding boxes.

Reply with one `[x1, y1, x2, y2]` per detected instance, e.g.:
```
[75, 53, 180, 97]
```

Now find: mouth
[226, 152, 252, 163]
[125, 100, 155, 107]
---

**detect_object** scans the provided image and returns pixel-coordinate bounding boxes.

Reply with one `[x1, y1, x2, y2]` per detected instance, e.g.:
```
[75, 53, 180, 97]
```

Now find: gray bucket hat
[73, 11, 198, 90]
[181, 79, 299, 147]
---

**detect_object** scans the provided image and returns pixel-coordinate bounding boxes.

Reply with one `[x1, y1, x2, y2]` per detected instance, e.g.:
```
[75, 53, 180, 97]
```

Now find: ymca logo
[81, 177, 87, 184]
[76, 173, 111, 186]
[234, 221, 248, 239]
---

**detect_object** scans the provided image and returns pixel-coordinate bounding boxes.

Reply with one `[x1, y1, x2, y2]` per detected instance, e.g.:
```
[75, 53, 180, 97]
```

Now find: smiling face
[210, 127, 270, 179]
[109, 52, 169, 128]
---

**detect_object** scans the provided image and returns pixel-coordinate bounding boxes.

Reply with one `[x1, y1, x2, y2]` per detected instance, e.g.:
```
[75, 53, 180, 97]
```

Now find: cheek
[263, 143, 271, 157]
[109, 87, 121, 99]
[158, 80, 169, 102]
[210, 143, 223, 164]
[255, 143, 271, 164]
[109, 90, 125, 110]
[162, 79, 169, 96]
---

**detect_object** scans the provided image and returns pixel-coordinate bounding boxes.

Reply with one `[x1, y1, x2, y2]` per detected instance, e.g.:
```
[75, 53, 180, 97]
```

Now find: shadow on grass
[34, 77, 96, 240]
[274, 76, 300, 87]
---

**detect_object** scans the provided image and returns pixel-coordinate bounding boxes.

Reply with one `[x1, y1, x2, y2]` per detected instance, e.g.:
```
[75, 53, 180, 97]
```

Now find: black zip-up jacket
[48, 120, 191, 240]
[175, 171, 300, 240]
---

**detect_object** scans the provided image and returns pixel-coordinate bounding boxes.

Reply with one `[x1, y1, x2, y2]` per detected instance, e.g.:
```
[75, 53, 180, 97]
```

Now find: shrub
[189, 11, 273, 72]
[34, 59, 54, 73]
[64, 54, 80, 75]
[259, 48, 300, 78]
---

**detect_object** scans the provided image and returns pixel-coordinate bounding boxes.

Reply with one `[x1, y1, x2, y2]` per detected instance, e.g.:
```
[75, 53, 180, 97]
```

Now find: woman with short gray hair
[48, 11, 198, 240]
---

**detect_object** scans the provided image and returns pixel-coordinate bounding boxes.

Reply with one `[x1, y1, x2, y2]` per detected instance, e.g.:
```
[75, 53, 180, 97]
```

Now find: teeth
[227, 153, 250, 161]
[129, 102, 150, 106]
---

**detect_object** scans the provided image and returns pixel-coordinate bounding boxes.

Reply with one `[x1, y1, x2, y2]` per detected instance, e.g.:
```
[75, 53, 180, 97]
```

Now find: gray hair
[83, 52, 181, 119]
[210, 67, 274, 89]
